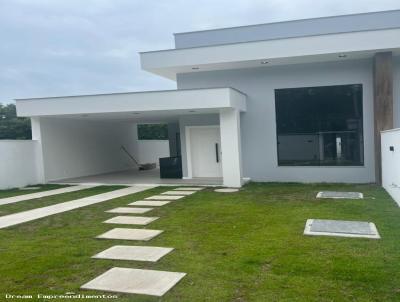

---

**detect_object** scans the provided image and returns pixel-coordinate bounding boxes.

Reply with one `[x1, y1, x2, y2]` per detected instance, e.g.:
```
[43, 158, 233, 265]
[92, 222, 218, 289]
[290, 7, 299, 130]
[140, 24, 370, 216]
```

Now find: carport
[16, 88, 247, 187]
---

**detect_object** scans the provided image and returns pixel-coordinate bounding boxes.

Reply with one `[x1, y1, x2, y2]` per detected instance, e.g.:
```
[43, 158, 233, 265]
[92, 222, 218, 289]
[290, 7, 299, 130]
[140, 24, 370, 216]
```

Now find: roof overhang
[16, 88, 246, 119]
[140, 28, 400, 80]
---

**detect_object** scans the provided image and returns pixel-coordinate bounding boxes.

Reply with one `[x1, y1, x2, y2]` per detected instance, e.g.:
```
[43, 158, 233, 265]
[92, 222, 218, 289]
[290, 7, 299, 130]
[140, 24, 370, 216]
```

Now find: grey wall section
[38, 118, 137, 181]
[177, 59, 376, 183]
[179, 114, 219, 177]
[394, 57, 400, 128]
[175, 10, 400, 48]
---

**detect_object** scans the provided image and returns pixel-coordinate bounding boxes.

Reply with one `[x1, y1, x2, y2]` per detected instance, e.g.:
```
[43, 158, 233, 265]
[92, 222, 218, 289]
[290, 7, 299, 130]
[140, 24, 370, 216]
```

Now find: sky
[1, 0, 400, 104]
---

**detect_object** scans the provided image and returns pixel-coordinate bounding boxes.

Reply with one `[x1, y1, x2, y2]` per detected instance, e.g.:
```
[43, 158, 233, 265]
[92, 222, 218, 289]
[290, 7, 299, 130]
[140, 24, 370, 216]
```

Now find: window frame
[274, 83, 365, 167]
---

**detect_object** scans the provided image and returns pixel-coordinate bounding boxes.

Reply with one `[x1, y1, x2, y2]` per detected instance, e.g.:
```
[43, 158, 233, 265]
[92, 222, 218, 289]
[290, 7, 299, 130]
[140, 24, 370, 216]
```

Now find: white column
[31, 117, 46, 183]
[219, 108, 243, 187]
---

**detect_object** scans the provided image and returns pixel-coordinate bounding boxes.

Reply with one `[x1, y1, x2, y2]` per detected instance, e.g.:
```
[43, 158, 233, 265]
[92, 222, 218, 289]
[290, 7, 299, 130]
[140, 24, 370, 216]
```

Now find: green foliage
[0, 103, 31, 139]
[137, 123, 168, 140]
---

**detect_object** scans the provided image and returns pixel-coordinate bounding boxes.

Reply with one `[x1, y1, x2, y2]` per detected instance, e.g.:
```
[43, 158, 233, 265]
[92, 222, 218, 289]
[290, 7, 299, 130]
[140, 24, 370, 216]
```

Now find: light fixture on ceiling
[260, 61, 269, 64]
[131, 112, 140, 115]
[81, 114, 89, 117]
[189, 110, 196, 113]
[338, 54, 347, 58]
[191, 67, 200, 70]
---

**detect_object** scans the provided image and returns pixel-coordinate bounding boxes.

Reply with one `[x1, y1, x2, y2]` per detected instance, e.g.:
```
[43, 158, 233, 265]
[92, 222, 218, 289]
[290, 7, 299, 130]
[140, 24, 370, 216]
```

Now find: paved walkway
[0, 185, 96, 206]
[0, 186, 155, 229]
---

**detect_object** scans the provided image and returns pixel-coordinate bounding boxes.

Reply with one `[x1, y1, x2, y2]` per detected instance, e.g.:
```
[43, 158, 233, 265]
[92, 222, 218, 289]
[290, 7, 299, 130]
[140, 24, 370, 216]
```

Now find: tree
[0, 103, 31, 139]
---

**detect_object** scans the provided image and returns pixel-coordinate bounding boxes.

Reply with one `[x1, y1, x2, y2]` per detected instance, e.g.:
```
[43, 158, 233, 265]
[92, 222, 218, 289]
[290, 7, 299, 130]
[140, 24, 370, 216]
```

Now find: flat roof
[173, 9, 400, 49]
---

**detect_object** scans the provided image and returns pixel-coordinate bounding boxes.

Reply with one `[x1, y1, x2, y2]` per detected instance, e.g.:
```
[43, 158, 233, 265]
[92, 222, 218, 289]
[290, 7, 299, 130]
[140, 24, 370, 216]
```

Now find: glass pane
[275, 84, 363, 166]
[137, 124, 168, 140]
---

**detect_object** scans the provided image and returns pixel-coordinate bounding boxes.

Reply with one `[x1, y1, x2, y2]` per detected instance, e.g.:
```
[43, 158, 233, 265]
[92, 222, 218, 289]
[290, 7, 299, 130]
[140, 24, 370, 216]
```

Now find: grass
[0, 183, 399, 301]
[0, 185, 125, 217]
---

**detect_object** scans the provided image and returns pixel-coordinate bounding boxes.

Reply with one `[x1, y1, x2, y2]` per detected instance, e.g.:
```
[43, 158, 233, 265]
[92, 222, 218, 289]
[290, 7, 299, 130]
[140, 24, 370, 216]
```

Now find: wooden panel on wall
[373, 52, 394, 185]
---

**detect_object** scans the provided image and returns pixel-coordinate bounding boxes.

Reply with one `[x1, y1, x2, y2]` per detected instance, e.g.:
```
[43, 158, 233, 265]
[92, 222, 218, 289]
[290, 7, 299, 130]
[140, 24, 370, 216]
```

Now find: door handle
[215, 143, 219, 163]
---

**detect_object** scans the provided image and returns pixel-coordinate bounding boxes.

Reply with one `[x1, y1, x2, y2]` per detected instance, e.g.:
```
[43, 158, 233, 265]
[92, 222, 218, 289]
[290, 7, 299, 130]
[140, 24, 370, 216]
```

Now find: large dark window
[275, 84, 363, 166]
[137, 124, 168, 140]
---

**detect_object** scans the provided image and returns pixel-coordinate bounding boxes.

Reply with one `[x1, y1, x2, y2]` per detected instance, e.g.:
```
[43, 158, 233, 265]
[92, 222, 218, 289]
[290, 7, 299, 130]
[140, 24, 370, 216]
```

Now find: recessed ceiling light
[260, 61, 269, 64]
[131, 112, 140, 115]
[338, 54, 347, 58]
[189, 110, 196, 113]
[191, 67, 200, 70]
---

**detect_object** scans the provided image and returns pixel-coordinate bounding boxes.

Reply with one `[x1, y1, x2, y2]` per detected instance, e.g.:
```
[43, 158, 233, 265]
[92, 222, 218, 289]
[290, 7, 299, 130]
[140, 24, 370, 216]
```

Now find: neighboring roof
[174, 10, 400, 49]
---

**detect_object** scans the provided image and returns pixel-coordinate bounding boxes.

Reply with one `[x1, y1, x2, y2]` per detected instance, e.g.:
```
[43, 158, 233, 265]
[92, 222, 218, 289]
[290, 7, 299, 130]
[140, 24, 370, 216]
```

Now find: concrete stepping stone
[316, 191, 363, 199]
[81, 267, 186, 296]
[146, 195, 184, 200]
[106, 207, 153, 214]
[104, 216, 159, 226]
[162, 191, 196, 195]
[97, 228, 163, 241]
[92, 245, 174, 262]
[214, 188, 239, 193]
[304, 219, 380, 239]
[129, 200, 170, 207]
[174, 187, 204, 191]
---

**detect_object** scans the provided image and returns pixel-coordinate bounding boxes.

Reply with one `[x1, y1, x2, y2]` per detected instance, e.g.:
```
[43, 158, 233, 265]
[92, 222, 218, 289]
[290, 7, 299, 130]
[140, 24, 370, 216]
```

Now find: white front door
[188, 126, 222, 178]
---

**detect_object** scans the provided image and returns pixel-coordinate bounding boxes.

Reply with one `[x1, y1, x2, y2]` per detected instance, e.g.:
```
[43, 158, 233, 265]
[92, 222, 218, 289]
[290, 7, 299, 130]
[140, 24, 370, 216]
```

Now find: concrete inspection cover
[304, 219, 380, 239]
[97, 228, 163, 241]
[106, 207, 153, 214]
[316, 191, 363, 199]
[92, 245, 173, 262]
[103, 216, 159, 226]
[81, 267, 186, 296]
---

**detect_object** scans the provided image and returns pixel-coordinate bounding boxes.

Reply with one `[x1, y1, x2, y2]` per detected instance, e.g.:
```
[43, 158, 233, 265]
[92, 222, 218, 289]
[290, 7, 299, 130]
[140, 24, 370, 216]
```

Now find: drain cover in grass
[304, 219, 380, 239]
[316, 191, 363, 199]
[81, 267, 186, 296]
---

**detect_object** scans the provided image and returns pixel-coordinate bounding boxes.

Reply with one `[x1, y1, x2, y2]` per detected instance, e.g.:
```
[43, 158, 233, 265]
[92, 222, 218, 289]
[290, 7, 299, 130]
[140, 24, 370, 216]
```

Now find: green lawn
[0, 183, 399, 301]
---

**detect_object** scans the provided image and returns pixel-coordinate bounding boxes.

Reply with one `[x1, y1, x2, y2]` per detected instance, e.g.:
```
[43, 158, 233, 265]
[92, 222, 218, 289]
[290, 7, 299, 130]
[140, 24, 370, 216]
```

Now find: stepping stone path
[146, 195, 185, 200]
[85, 187, 205, 296]
[103, 216, 159, 226]
[316, 191, 363, 199]
[92, 245, 173, 262]
[162, 190, 196, 195]
[97, 228, 163, 241]
[214, 188, 239, 193]
[304, 219, 380, 239]
[129, 200, 171, 207]
[106, 207, 153, 214]
[81, 267, 186, 297]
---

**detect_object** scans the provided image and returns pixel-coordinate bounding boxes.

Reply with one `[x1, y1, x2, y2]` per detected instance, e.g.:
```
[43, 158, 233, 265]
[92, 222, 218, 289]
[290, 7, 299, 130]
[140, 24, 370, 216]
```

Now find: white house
[12, 10, 400, 188]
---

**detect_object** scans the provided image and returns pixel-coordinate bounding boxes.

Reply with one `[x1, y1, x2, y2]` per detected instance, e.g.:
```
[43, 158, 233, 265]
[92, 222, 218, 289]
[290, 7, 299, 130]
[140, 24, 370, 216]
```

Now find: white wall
[0, 140, 41, 189]
[137, 140, 170, 166]
[381, 129, 400, 206]
[36, 117, 139, 181]
[177, 59, 375, 183]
